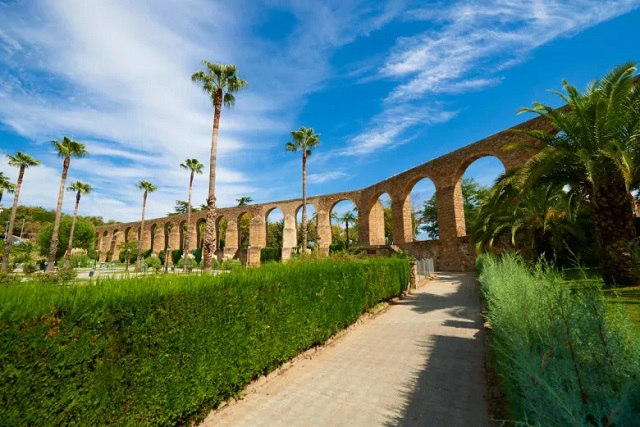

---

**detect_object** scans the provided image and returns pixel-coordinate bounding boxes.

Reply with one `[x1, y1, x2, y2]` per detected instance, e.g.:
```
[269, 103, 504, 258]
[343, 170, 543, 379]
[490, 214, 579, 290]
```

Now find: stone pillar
[167, 226, 180, 252]
[281, 209, 297, 261]
[152, 227, 165, 254]
[186, 222, 197, 254]
[367, 199, 386, 246]
[142, 225, 152, 253]
[223, 219, 239, 260]
[248, 215, 266, 267]
[392, 195, 413, 247]
[435, 181, 466, 271]
[316, 205, 332, 256]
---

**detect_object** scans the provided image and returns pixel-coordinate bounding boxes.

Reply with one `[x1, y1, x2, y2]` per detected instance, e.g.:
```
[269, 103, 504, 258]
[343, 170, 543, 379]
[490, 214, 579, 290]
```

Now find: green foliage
[176, 257, 198, 271]
[21, 262, 37, 275]
[479, 254, 640, 425]
[192, 247, 202, 264]
[260, 247, 281, 264]
[418, 177, 489, 239]
[117, 242, 138, 263]
[171, 249, 183, 265]
[220, 258, 242, 271]
[143, 256, 163, 273]
[37, 218, 96, 259]
[0, 258, 408, 425]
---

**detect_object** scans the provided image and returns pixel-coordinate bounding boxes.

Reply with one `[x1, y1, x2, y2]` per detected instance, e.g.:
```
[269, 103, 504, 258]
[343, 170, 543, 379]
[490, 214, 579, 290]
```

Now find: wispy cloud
[345, 0, 640, 155]
[307, 171, 349, 184]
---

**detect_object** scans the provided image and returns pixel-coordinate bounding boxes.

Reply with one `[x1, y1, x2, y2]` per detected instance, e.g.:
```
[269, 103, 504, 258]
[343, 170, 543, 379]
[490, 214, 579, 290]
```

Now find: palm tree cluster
[474, 62, 640, 287]
[1, 137, 92, 272]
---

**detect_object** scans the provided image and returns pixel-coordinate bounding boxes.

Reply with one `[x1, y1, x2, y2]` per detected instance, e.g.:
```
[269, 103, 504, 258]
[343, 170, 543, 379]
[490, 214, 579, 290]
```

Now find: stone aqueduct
[96, 114, 554, 271]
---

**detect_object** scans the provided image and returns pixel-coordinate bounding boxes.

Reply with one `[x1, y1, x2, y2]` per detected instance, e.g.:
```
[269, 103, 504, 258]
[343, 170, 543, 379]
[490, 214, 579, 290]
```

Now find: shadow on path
[385, 273, 488, 427]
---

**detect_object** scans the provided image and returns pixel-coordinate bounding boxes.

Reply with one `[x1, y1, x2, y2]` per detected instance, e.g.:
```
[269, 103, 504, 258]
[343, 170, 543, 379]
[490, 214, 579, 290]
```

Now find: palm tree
[286, 127, 321, 251]
[180, 159, 204, 272]
[64, 180, 93, 266]
[0, 171, 15, 206]
[516, 62, 640, 286]
[473, 170, 584, 261]
[2, 153, 40, 271]
[339, 210, 357, 249]
[192, 61, 248, 273]
[136, 180, 158, 270]
[236, 196, 253, 206]
[47, 137, 89, 272]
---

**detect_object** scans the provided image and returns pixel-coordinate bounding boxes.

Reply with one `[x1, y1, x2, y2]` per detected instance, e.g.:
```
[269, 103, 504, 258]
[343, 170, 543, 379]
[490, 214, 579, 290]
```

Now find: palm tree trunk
[345, 222, 350, 249]
[137, 191, 147, 270]
[301, 151, 307, 251]
[203, 90, 222, 273]
[590, 175, 640, 287]
[65, 192, 81, 267]
[47, 158, 70, 273]
[184, 171, 194, 272]
[2, 167, 24, 271]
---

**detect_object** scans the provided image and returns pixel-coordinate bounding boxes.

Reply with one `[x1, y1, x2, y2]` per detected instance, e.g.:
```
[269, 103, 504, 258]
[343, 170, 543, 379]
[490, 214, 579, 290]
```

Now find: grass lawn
[562, 268, 640, 331]
[604, 286, 640, 331]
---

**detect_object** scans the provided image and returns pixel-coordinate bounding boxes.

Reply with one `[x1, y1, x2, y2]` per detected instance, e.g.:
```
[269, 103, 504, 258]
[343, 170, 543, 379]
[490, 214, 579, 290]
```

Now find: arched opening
[295, 203, 317, 249]
[368, 193, 392, 246]
[266, 208, 284, 249]
[179, 220, 188, 251]
[408, 177, 438, 241]
[458, 156, 505, 236]
[330, 199, 358, 251]
[265, 208, 284, 263]
[124, 226, 132, 243]
[196, 218, 206, 249]
[163, 222, 173, 251]
[150, 224, 158, 253]
[238, 212, 251, 249]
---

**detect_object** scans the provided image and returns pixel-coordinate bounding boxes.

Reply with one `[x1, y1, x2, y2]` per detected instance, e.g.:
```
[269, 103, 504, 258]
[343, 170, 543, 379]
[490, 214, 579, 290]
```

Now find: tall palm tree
[286, 127, 321, 251]
[2, 153, 40, 271]
[0, 171, 15, 206]
[515, 62, 640, 286]
[64, 180, 93, 266]
[191, 61, 248, 273]
[136, 180, 158, 270]
[339, 210, 357, 249]
[47, 137, 89, 273]
[180, 158, 204, 272]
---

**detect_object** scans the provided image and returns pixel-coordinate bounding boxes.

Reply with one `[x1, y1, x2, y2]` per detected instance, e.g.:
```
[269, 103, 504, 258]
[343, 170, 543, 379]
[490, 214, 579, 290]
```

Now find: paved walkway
[202, 273, 488, 427]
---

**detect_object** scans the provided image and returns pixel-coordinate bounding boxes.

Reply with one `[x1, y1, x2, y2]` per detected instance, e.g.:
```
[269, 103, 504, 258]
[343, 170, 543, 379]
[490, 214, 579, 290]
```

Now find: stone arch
[149, 223, 160, 254]
[364, 191, 392, 246]
[406, 176, 438, 241]
[295, 202, 317, 249]
[237, 211, 251, 250]
[124, 226, 132, 243]
[329, 198, 358, 250]
[195, 218, 207, 249]
[178, 220, 188, 251]
[265, 207, 284, 250]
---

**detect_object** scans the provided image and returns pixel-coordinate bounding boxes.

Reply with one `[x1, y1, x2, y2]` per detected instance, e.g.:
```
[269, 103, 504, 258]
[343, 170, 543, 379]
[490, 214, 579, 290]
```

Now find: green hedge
[260, 247, 281, 263]
[0, 258, 409, 426]
[478, 254, 640, 426]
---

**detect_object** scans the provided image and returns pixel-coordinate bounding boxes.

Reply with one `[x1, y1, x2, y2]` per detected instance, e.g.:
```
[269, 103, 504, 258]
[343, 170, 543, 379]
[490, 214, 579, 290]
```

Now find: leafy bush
[0, 258, 409, 426]
[143, 256, 162, 273]
[21, 262, 37, 276]
[192, 247, 202, 264]
[176, 257, 198, 271]
[260, 247, 281, 263]
[220, 258, 242, 270]
[171, 249, 183, 265]
[31, 267, 78, 285]
[479, 254, 640, 426]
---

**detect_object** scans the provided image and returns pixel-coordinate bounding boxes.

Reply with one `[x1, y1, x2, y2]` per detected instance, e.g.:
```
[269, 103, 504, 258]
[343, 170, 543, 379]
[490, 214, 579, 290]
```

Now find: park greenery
[0, 257, 409, 426]
[478, 254, 640, 425]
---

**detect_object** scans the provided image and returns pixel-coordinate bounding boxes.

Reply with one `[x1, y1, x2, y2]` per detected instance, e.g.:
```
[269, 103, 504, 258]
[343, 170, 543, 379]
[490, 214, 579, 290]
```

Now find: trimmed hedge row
[0, 258, 409, 426]
[478, 255, 640, 426]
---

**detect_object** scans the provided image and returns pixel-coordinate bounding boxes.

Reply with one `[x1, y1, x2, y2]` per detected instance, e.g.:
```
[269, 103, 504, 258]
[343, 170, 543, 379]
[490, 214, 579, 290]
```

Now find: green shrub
[220, 258, 242, 270]
[171, 249, 183, 265]
[192, 247, 202, 264]
[21, 262, 37, 276]
[143, 256, 162, 273]
[176, 257, 198, 271]
[0, 258, 409, 426]
[260, 247, 281, 263]
[479, 254, 640, 426]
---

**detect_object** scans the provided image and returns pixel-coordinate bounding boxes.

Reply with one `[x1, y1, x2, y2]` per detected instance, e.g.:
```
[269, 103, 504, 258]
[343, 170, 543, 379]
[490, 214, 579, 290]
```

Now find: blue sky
[1, 0, 639, 223]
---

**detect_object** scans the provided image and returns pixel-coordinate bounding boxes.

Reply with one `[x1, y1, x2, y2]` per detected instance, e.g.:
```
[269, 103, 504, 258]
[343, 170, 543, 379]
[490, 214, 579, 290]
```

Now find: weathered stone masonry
[95, 114, 555, 271]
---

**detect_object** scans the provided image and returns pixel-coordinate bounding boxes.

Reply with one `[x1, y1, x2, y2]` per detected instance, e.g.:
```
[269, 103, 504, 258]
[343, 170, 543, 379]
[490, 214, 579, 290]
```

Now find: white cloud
[307, 171, 349, 184]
